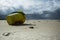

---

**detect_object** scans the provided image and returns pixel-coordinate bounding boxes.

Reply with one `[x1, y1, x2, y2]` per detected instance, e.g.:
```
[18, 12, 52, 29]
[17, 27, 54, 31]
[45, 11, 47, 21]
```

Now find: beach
[0, 20, 60, 40]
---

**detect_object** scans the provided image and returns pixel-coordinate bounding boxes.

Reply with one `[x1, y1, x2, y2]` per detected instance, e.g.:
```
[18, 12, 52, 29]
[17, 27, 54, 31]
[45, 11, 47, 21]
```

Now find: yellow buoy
[6, 11, 26, 25]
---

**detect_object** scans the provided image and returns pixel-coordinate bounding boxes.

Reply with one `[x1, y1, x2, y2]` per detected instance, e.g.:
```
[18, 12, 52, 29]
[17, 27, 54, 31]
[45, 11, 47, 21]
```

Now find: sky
[0, 0, 60, 14]
[0, 0, 60, 19]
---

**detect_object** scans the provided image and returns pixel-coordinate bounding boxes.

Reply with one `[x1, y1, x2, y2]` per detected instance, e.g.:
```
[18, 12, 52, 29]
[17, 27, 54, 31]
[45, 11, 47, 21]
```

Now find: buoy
[6, 11, 26, 25]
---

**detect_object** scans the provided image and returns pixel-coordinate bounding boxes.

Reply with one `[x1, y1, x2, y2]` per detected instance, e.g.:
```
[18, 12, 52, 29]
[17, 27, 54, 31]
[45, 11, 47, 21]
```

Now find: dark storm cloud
[40, 8, 60, 19]
[26, 8, 60, 20]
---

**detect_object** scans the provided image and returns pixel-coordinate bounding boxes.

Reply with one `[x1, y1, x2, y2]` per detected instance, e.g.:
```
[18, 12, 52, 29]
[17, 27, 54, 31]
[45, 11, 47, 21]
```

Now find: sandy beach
[0, 20, 60, 40]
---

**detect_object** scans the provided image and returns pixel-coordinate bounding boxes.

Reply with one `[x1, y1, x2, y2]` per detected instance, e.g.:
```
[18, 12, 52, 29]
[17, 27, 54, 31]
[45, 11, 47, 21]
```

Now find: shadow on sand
[10, 23, 33, 26]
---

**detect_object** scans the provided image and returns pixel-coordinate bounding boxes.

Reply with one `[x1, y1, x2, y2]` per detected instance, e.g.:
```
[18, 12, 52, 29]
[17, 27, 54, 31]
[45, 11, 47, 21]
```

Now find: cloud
[0, 0, 60, 14]
[0, 0, 60, 19]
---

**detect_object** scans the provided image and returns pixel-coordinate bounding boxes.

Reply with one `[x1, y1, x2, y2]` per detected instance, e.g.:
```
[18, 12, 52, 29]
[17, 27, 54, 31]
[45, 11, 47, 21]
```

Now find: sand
[0, 20, 60, 40]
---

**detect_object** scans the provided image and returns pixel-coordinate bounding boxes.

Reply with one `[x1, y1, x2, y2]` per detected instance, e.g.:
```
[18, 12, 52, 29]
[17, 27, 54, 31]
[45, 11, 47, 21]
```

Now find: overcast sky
[0, 0, 60, 15]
